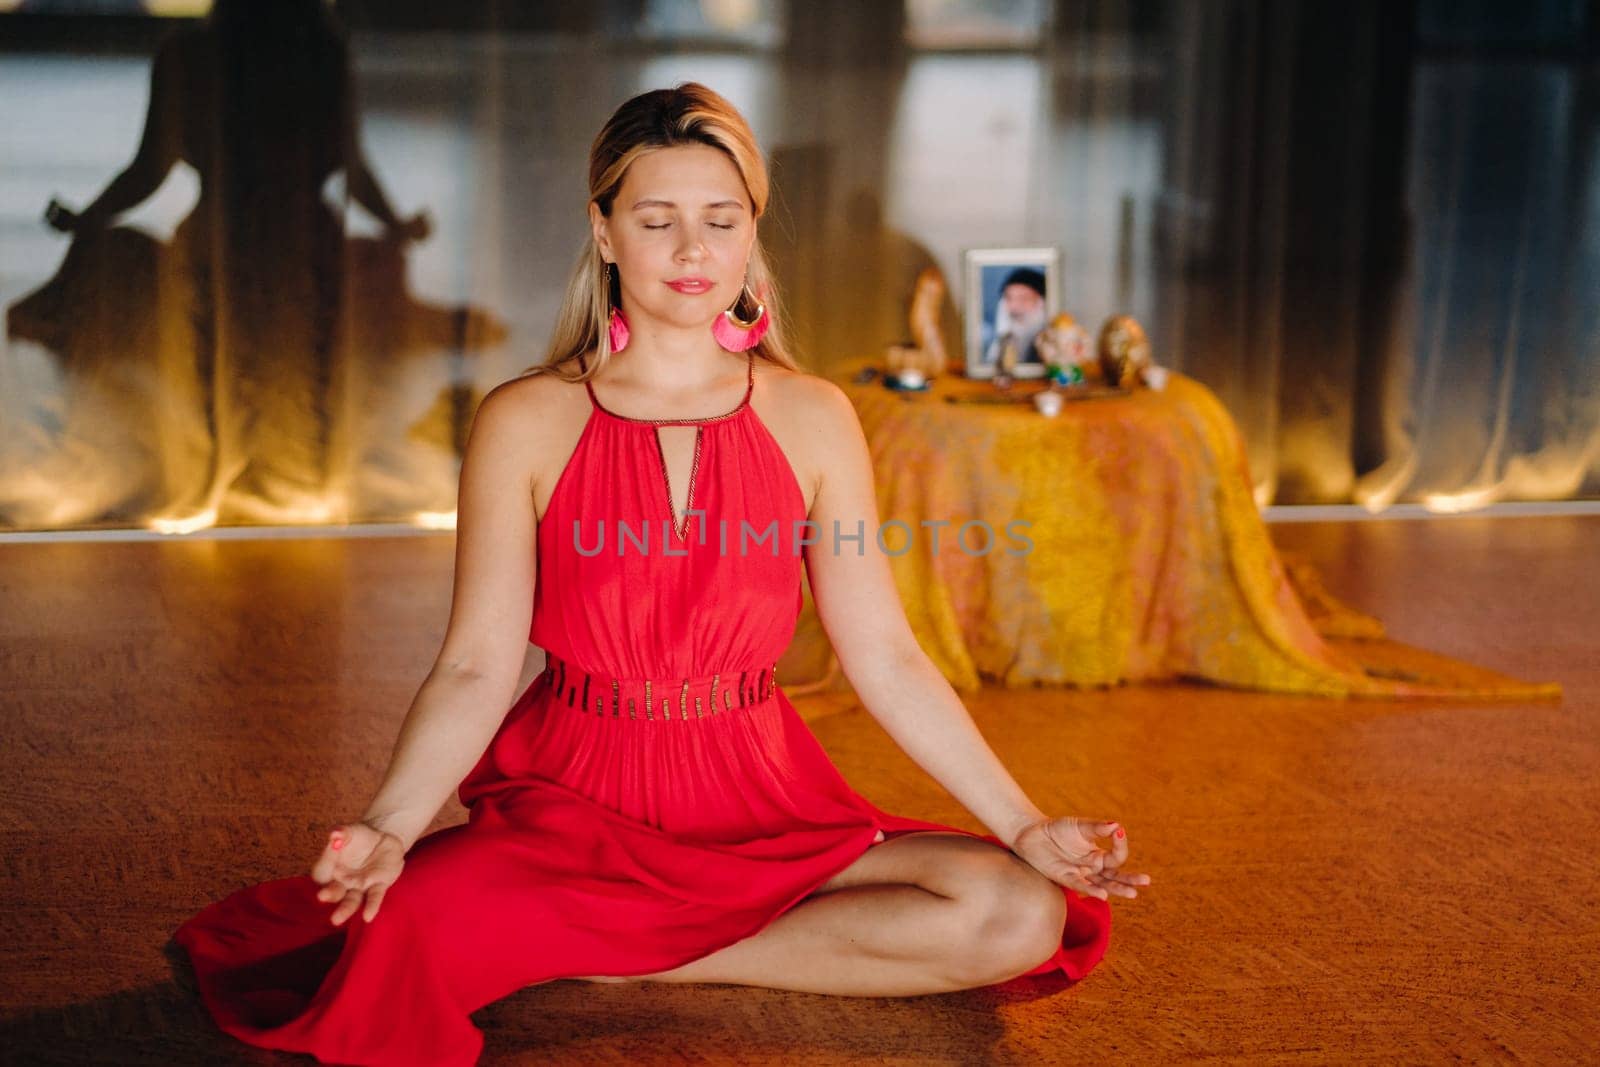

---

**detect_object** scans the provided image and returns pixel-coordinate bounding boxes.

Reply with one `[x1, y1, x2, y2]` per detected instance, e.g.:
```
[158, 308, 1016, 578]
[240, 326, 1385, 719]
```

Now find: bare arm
[346, 152, 407, 231]
[334, 57, 423, 237]
[358, 380, 542, 852]
[66, 43, 180, 229]
[797, 380, 1048, 849]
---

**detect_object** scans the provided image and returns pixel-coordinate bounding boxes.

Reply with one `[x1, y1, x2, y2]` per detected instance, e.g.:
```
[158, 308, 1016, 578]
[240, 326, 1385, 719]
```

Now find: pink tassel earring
[608, 307, 630, 353]
[712, 282, 770, 352]
[604, 262, 630, 353]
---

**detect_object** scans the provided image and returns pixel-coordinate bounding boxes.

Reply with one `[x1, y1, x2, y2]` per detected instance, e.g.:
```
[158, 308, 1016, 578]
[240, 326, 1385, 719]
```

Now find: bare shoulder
[752, 362, 864, 511]
[472, 371, 557, 448]
[469, 368, 592, 508]
[755, 361, 857, 425]
[479, 367, 576, 422]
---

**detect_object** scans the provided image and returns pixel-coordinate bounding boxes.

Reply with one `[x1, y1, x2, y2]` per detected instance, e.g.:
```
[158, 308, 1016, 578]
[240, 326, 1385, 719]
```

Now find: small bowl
[1033, 390, 1063, 417]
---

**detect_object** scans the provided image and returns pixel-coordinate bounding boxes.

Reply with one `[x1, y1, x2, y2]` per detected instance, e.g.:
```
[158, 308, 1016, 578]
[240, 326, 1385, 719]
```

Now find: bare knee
[945, 853, 1067, 986]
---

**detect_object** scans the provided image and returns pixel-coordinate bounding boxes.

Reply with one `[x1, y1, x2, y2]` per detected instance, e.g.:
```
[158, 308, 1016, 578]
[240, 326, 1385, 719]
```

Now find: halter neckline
[581, 351, 755, 426]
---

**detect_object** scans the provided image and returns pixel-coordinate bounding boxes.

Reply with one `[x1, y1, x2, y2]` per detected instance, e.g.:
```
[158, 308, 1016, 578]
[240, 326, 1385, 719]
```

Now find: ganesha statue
[1033, 312, 1096, 384]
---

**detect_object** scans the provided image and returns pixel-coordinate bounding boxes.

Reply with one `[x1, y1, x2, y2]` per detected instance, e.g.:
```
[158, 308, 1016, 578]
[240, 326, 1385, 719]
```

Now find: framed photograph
[962, 247, 1061, 379]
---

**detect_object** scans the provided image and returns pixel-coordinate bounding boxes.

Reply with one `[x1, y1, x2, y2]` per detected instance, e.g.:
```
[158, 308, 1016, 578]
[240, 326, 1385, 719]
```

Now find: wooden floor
[0, 516, 1594, 1064]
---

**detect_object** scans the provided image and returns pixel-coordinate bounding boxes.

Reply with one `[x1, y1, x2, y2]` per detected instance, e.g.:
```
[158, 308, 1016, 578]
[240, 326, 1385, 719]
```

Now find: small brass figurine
[1097, 315, 1154, 389]
[994, 332, 1019, 389]
[908, 266, 949, 376]
[885, 266, 951, 381]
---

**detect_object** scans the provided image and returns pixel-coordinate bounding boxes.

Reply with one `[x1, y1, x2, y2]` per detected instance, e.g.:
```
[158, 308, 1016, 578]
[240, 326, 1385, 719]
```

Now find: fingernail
[1114, 828, 1125, 839]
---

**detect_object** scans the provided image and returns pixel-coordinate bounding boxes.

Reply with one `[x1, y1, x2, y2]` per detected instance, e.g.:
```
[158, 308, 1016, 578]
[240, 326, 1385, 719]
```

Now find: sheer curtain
[1, 0, 1594, 533]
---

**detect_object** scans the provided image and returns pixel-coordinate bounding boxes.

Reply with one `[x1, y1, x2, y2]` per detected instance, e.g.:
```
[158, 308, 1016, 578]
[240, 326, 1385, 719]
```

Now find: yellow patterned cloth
[788, 359, 1558, 701]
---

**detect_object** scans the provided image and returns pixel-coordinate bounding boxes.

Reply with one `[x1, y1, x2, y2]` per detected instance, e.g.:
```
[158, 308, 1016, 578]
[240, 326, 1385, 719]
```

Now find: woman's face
[589, 144, 755, 332]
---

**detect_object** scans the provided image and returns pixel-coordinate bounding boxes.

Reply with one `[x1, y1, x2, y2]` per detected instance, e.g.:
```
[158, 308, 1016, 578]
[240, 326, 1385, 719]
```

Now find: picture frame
[962, 247, 1061, 379]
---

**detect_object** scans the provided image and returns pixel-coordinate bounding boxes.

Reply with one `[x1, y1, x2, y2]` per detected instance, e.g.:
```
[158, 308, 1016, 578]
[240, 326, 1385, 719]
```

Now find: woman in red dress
[174, 82, 1148, 1066]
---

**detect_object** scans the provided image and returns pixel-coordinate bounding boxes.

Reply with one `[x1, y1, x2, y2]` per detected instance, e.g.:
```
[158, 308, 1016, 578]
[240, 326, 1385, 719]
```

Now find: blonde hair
[521, 82, 802, 382]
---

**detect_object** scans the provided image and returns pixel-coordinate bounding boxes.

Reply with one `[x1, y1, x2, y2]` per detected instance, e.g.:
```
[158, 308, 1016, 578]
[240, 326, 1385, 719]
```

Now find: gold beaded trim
[582, 351, 755, 426]
[654, 426, 705, 542]
[544, 656, 782, 721]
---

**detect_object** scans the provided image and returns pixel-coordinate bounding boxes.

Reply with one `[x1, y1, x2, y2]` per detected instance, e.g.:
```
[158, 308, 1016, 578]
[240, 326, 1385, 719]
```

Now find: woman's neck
[605, 329, 744, 394]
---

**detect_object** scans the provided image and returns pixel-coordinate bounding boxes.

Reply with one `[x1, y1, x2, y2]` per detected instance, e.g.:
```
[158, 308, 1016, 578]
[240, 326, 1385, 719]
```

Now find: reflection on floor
[0, 515, 1594, 1061]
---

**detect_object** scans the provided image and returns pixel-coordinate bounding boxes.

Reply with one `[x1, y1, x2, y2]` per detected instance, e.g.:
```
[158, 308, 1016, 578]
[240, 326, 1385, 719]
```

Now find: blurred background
[1, 0, 1595, 532]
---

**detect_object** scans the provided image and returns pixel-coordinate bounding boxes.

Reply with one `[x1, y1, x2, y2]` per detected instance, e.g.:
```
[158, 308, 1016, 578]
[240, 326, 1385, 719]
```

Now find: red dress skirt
[173, 353, 1111, 1065]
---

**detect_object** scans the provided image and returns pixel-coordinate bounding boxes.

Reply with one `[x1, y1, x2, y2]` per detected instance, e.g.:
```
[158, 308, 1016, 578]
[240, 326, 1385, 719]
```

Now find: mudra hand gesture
[1011, 817, 1150, 901]
[310, 822, 407, 925]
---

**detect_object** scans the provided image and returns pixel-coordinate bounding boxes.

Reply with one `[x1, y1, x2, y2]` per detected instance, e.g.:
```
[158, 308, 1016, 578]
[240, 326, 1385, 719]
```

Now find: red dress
[173, 352, 1111, 1066]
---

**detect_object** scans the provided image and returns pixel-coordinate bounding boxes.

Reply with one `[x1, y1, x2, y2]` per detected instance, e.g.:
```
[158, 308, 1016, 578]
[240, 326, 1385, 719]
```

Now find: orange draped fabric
[789, 360, 1557, 701]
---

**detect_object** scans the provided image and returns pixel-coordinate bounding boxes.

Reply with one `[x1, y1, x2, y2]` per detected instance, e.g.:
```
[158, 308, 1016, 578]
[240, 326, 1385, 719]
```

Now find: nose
[674, 232, 707, 263]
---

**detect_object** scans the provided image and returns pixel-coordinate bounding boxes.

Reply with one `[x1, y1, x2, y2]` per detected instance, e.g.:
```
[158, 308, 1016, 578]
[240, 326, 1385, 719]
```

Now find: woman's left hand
[1010, 816, 1151, 901]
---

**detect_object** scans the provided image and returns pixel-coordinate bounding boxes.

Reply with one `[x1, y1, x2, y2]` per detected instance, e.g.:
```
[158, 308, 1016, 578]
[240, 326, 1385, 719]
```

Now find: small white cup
[1033, 390, 1063, 417]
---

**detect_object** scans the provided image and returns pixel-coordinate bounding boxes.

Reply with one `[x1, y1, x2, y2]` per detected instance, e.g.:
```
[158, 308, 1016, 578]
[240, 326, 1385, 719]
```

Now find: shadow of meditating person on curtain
[6, 0, 504, 527]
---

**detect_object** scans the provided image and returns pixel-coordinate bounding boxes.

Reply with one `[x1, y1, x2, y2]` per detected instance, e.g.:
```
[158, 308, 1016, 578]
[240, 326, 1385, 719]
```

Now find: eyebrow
[630, 198, 745, 210]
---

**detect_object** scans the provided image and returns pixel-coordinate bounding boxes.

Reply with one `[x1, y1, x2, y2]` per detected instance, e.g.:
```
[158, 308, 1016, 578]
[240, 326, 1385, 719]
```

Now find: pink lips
[666, 277, 713, 294]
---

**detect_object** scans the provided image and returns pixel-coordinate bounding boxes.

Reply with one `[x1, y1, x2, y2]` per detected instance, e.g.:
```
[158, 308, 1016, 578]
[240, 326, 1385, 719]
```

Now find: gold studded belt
[542, 653, 780, 721]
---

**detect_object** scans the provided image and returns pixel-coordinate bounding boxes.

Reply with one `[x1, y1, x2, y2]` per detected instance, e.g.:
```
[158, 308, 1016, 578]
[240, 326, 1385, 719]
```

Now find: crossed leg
[576, 831, 1068, 997]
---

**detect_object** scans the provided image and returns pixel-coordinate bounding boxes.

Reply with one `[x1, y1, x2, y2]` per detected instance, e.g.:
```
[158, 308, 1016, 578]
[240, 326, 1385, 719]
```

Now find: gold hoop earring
[723, 282, 765, 328]
[712, 279, 770, 351]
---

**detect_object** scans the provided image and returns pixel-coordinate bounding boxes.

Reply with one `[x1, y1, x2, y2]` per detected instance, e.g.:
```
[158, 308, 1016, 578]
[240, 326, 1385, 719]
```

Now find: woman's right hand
[310, 822, 407, 925]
